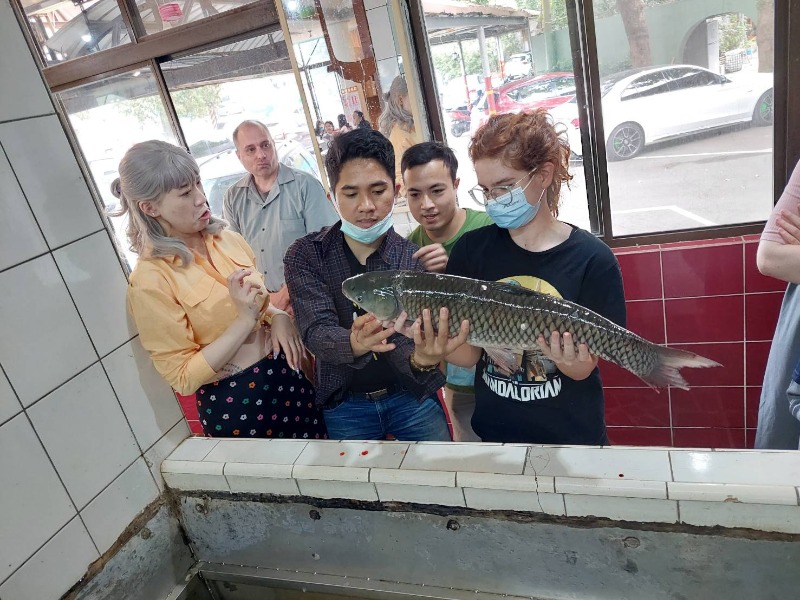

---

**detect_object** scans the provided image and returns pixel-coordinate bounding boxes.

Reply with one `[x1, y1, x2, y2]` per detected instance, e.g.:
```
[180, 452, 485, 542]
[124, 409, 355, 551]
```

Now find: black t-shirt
[446, 224, 626, 445]
[343, 239, 399, 392]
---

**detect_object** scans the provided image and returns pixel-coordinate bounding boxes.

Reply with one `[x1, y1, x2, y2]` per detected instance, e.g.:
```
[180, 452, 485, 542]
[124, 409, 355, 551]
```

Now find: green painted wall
[533, 0, 759, 74]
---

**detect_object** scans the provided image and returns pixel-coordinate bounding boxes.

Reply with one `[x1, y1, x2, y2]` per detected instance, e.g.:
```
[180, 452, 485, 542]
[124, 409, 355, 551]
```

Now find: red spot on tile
[339, 452, 345, 456]
[360, 450, 369, 456]
[618, 473, 624, 478]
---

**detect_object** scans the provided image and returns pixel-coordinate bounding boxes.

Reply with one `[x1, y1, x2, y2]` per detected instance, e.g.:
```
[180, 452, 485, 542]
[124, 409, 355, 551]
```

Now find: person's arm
[128, 269, 263, 395]
[284, 240, 372, 367]
[222, 186, 242, 234]
[302, 178, 339, 234]
[757, 206, 800, 283]
[757, 162, 800, 282]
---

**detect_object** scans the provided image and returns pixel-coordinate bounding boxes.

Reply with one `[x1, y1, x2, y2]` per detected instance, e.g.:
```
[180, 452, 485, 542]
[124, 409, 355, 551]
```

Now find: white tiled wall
[0, 2, 189, 597]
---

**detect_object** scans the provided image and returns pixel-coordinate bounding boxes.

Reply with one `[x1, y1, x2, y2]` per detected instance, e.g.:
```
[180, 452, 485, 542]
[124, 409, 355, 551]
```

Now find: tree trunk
[616, 0, 652, 67]
[756, 0, 774, 73]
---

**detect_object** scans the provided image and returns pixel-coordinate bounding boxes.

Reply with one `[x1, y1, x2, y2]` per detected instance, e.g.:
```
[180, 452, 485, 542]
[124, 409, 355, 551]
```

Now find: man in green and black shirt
[402, 142, 493, 441]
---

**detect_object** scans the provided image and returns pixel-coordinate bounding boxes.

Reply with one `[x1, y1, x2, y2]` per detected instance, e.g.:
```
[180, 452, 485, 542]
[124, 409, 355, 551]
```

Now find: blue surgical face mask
[335, 196, 395, 244]
[486, 177, 545, 230]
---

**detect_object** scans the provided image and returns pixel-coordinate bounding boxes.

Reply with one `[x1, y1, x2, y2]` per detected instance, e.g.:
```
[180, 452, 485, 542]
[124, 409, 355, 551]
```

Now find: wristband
[410, 351, 439, 372]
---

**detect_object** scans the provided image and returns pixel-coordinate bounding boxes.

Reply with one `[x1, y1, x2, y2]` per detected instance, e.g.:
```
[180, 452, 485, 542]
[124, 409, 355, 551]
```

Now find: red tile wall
[606, 236, 786, 449]
[173, 236, 787, 448]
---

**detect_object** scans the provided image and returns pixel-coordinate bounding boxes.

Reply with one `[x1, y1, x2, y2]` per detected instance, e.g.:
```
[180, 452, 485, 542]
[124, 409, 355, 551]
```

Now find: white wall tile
[0, 255, 96, 405]
[0, 517, 98, 600]
[0, 116, 102, 248]
[294, 464, 370, 482]
[295, 440, 409, 468]
[161, 460, 229, 492]
[225, 463, 300, 495]
[0, 0, 54, 122]
[363, 0, 385, 9]
[366, 6, 398, 61]
[670, 450, 800, 486]
[103, 338, 182, 451]
[81, 458, 159, 554]
[167, 437, 219, 461]
[144, 420, 191, 491]
[555, 477, 667, 499]
[298, 479, 379, 501]
[679, 500, 800, 534]
[205, 439, 307, 464]
[375, 483, 466, 506]
[668, 482, 798, 505]
[402, 443, 527, 474]
[27, 364, 141, 508]
[456, 472, 555, 493]
[525, 447, 672, 481]
[463, 488, 566, 515]
[370, 468, 455, 487]
[377, 58, 401, 93]
[564, 494, 678, 524]
[0, 368, 22, 425]
[54, 232, 133, 357]
[0, 148, 48, 270]
[0, 414, 76, 582]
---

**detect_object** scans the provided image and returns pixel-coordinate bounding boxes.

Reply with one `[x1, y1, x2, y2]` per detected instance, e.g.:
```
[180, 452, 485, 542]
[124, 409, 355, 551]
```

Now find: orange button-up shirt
[127, 230, 269, 395]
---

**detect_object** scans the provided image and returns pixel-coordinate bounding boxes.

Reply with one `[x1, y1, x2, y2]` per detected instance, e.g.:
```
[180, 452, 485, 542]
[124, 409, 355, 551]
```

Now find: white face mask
[334, 195, 395, 244]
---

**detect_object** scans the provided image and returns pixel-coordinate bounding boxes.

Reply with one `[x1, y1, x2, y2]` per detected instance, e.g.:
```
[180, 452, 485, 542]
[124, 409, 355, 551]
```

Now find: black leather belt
[349, 383, 402, 401]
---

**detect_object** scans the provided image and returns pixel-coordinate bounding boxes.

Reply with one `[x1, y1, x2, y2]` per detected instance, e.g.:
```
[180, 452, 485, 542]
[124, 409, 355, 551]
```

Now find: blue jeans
[323, 390, 451, 441]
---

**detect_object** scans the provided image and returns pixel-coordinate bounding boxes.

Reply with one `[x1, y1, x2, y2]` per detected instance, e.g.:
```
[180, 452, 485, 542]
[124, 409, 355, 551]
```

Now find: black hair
[324, 120, 334, 127]
[400, 141, 459, 182]
[325, 128, 395, 192]
[354, 110, 364, 119]
[337, 114, 350, 128]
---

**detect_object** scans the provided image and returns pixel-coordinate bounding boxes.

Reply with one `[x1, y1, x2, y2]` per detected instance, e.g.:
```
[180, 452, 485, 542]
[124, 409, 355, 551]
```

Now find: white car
[549, 65, 773, 161]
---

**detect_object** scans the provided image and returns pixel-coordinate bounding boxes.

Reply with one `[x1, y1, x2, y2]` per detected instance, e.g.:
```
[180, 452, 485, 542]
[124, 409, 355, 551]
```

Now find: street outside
[440, 118, 773, 237]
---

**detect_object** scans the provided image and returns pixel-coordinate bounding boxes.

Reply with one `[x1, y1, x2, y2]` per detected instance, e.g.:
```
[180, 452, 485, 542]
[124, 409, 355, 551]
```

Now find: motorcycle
[447, 105, 471, 137]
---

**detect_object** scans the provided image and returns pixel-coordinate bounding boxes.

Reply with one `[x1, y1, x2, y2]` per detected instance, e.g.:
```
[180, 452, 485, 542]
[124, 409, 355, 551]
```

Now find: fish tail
[640, 346, 721, 391]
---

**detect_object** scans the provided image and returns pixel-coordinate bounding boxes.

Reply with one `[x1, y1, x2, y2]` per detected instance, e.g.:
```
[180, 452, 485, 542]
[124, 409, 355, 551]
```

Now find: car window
[664, 67, 720, 91]
[508, 80, 553, 101]
[553, 76, 576, 95]
[620, 71, 670, 101]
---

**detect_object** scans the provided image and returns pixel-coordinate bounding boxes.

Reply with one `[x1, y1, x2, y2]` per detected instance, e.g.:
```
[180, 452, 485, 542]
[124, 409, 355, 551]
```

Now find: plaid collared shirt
[284, 222, 445, 407]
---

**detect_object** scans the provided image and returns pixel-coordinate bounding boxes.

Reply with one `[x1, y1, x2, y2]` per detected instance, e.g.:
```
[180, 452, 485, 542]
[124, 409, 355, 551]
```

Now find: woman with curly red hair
[438, 109, 627, 444]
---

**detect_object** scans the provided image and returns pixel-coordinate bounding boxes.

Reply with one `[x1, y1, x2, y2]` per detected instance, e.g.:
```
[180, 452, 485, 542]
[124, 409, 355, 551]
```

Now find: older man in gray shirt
[224, 120, 339, 312]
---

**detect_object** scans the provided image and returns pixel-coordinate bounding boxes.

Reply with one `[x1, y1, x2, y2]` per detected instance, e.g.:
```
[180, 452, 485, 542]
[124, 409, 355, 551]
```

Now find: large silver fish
[342, 270, 719, 390]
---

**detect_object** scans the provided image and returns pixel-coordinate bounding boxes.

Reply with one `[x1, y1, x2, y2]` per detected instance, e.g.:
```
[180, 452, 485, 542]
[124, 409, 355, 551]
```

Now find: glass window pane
[22, 0, 131, 65]
[591, 6, 774, 235]
[133, 0, 258, 35]
[425, 0, 590, 231]
[161, 31, 323, 217]
[58, 68, 179, 267]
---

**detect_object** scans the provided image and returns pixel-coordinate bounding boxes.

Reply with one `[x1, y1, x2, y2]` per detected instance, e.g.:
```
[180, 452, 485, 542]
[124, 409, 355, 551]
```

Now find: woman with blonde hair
[114, 140, 326, 439]
[404, 109, 626, 445]
[378, 76, 416, 191]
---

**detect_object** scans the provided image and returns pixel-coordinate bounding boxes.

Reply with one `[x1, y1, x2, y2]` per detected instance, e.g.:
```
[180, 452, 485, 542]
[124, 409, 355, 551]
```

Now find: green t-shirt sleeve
[407, 225, 425, 244]
[465, 209, 494, 229]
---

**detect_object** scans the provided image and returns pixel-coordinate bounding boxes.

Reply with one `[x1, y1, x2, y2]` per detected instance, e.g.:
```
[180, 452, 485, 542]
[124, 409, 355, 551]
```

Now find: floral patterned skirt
[196, 354, 327, 439]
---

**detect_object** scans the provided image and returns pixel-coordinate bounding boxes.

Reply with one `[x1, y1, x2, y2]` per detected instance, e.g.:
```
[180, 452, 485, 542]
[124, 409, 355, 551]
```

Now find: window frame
[410, 0, 799, 247]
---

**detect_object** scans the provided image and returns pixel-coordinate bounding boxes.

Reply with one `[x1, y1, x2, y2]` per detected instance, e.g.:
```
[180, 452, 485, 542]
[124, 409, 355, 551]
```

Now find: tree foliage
[119, 84, 222, 123]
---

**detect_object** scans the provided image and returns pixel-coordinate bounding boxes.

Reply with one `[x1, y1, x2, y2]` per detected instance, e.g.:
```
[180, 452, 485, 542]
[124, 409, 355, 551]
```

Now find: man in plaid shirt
[285, 129, 457, 440]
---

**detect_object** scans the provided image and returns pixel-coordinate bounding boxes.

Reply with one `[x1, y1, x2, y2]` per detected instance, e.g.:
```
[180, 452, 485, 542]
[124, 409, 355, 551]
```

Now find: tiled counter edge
[161, 439, 800, 534]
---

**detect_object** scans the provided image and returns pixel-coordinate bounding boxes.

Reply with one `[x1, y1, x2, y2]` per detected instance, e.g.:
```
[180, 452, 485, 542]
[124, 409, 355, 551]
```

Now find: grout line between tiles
[98, 334, 140, 362]
[22, 359, 99, 412]
[0, 111, 57, 125]
[94, 357, 146, 456]
[142, 417, 186, 455]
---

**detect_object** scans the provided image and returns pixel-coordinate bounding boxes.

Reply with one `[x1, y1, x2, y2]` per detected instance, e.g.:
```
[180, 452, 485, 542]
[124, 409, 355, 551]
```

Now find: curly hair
[469, 109, 572, 217]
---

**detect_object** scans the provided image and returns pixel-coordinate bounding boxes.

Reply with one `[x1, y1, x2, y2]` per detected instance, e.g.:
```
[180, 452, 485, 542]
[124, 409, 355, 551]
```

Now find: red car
[470, 72, 576, 130]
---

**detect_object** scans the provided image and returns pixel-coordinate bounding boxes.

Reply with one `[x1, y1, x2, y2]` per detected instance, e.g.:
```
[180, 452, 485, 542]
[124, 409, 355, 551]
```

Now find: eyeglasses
[468, 169, 537, 206]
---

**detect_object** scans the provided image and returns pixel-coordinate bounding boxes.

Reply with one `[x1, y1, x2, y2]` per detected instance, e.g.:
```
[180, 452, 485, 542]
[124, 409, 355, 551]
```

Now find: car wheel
[606, 122, 644, 161]
[752, 89, 773, 126]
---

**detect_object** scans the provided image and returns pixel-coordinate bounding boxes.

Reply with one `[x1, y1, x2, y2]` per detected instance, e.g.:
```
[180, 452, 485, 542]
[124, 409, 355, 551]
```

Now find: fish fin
[640, 347, 722, 391]
[485, 347, 519, 377]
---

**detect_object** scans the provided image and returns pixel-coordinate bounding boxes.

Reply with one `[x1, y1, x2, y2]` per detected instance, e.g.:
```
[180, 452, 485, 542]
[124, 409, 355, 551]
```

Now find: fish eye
[356, 295, 363, 302]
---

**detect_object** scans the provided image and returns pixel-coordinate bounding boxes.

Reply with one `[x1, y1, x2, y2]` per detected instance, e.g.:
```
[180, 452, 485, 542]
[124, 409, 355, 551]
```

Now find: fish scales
[341, 270, 720, 389]
[395, 271, 658, 377]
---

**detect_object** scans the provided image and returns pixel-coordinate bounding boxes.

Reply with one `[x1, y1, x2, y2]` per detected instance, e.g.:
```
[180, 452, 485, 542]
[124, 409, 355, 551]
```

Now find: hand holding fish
[400, 307, 471, 368]
[351, 313, 396, 358]
[536, 331, 597, 381]
[413, 244, 449, 273]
